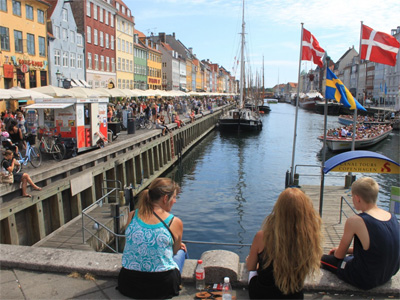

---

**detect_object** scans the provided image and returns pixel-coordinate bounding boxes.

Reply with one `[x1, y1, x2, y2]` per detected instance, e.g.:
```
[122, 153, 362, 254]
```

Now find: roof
[46, 0, 57, 19]
[288, 82, 298, 88]
[161, 42, 174, 52]
[135, 29, 146, 38]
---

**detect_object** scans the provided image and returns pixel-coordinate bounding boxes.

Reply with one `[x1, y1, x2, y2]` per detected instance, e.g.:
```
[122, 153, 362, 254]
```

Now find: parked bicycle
[15, 134, 42, 170]
[135, 113, 153, 130]
[38, 131, 66, 162]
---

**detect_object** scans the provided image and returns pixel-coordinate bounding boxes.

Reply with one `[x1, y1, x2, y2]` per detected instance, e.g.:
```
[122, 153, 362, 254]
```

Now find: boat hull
[299, 99, 316, 111]
[318, 129, 392, 151]
[218, 108, 262, 131]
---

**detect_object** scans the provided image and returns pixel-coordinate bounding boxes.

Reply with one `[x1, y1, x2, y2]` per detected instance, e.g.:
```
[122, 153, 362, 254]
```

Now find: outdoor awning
[79, 80, 92, 88]
[69, 79, 78, 87]
[25, 103, 74, 109]
[72, 79, 84, 87]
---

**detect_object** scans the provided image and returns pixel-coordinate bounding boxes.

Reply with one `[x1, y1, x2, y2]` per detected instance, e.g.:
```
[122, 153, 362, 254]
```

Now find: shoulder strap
[153, 211, 175, 243]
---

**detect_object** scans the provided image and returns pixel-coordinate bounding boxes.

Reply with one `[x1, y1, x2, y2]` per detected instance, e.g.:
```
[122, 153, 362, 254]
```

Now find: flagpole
[290, 22, 304, 185]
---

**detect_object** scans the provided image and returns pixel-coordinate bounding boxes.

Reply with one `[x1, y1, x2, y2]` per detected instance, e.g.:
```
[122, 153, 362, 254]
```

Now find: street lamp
[56, 69, 62, 87]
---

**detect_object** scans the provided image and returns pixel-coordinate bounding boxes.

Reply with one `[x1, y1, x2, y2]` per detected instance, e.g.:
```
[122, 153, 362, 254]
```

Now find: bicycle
[15, 134, 42, 170]
[38, 131, 66, 162]
[135, 113, 153, 130]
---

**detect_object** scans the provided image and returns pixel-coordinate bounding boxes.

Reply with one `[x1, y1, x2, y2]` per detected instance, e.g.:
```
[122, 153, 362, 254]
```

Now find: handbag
[0, 172, 14, 184]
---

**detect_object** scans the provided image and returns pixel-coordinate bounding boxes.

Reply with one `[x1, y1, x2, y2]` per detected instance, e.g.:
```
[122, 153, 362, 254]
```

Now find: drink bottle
[195, 259, 205, 290]
[222, 277, 232, 300]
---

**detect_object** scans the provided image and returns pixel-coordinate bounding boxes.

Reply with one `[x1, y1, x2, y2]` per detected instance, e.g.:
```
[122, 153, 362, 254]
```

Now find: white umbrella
[122, 89, 140, 97]
[94, 88, 127, 97]
[71, 87, 108, 98]
[0, 88, 30, 99]
[31, 86, 74, 97]
[9, 86, 53, 99]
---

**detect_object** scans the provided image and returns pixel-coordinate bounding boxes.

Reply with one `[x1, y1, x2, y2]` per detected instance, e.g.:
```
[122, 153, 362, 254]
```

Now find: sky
[124, 0, 400, 88]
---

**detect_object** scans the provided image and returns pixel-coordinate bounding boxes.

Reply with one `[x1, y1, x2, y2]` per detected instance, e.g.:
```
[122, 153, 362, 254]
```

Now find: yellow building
[115, 0, 134, 89]
[193, 59, 201, 91]
[186, 58, 192, 91]
[143, 38, 161, 90]
[0, 0, 49, 89]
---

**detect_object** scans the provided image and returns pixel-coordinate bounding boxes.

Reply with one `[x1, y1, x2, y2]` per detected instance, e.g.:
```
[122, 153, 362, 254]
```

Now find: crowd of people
[327, 124, 392, 139]
[116, 176, 399, 299]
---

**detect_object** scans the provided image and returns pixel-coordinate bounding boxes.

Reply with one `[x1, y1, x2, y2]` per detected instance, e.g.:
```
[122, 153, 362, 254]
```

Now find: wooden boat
[258, 99, 271, 113]
[315, 100, 341, 115]
[299, 91, 323, 111]
[318, 127, 393, 151]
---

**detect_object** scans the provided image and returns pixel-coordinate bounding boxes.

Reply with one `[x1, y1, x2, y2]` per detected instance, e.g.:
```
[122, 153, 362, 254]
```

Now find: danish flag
[361, 24, 400, 67]
[301, 28, 325, 68]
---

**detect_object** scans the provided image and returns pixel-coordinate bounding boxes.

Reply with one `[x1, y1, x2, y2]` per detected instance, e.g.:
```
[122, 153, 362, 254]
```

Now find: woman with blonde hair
[118, 177, 188, 299]
[246, 188, 322, 299]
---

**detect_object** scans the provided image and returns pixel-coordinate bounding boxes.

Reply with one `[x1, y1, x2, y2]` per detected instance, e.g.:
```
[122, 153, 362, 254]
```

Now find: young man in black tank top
[321, 177, 400, 290]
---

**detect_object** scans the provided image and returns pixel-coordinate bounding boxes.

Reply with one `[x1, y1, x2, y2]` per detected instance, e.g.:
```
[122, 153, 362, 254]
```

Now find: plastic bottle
[195, 260, 205, 290]
[222, 277, 232, 300]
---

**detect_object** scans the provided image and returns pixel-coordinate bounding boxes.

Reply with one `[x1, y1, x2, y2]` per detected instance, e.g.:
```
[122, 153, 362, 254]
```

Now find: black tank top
[338, 213, 400, 290]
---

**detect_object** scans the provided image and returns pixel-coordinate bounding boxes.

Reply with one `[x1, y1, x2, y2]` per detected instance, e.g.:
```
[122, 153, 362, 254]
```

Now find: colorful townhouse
[114, 0, 134, 89]
[46, 0, 85, 88]
[71, 0, 117, 88]
[133, 29, 147, 89]
[0, 0, 50, 89]
[137, 30, 161, 90]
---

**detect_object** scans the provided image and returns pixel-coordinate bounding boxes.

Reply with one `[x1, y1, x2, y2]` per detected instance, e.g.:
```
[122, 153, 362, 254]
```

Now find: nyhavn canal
[165, 103, 399, 260]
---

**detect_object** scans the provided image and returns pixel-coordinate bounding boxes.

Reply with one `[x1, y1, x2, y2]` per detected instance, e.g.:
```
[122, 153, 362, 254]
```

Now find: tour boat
[318, 127, 393, 151]
[298, 91, 323, 111]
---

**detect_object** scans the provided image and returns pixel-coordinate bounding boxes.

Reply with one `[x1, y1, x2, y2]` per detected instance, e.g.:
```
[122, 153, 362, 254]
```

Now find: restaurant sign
[324, 151, 400, 174]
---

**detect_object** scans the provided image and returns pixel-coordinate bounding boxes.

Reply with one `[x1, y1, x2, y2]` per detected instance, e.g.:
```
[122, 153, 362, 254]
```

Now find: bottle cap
[197, 260, 203, 264]
[224, 277, 229, 283]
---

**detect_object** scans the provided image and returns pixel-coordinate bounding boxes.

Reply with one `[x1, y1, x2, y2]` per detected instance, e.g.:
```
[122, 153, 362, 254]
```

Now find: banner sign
[324, 151, 400, 174]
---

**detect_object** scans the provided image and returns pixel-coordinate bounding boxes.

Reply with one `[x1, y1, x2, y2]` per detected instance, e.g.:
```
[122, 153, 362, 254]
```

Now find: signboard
[324, 151, 400, 174]
[3, 64, 13, 78]
[21, 64, 29, 73]
[108, 81, 115, 89]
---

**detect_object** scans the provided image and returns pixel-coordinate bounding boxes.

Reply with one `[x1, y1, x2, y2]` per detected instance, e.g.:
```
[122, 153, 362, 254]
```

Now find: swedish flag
[326, 68, 366, 111]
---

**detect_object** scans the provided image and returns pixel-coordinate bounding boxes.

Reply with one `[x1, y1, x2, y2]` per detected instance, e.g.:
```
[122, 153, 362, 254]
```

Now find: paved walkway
[1, 268, 389, 300]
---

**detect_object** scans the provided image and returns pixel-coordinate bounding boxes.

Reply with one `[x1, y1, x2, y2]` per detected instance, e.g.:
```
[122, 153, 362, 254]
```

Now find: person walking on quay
[321, 177, 400, 290]
[117, 177, 188, 299]
[1, 150, 41, 197]
[246, 188, 322, 299]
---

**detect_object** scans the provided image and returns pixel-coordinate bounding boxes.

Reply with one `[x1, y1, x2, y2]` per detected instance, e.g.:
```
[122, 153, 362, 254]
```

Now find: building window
[110, 14, 114, 27]
[117, 57, 121, 70]
[14, 30, 22, 52]
[93, 4, 97, 20]
[100, 55, 104, 71]
[112, 58, 115, 72]
[87, 53, 92, 69]
[25, 4, 33, 20]
[122, 40, 125, 52]
[77, 54, 83, 69]
[94, 54, 98, 70]
[12, 0, 21, 16]
[130, 60, 133, 72]
[94, 29, 98, 45]
[117, 38, 120, 50]
[130, 42, 132, 54]
[55, 49, 60, 66]
[111, 35, 114, 50]
[122, 58, 125, 71]
[106, 56, 110, 71]
[126, 59, 129, 71]
[38, 36, 45, 56]
[86, 1, 90, 17]
[63, 52, 68, 67]
[105, 33, 109, 48]
[0, 0, 7, 12]
[62, 8, 68, 21]
[105, 11, 108, 25]
[77, 34, 83, 46]
[70, 30, 75, 43]
[118, 79, 121, 88]
[54, 25, 60, 39]
[63, 28, 67, 41]
[100, 31, 103, 47]
[37, 9, 44, 23]
[121, 5, 125, 14]
[116, 2, 119, 11]
[0, 26, 10, 51]
[87, 26, 91, 43]
[70, 53, 75, 68]
[99, 7, 103, 22]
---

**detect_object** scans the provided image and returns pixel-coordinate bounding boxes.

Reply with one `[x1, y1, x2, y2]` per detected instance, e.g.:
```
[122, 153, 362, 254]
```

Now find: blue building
[47, 0, 86, 88]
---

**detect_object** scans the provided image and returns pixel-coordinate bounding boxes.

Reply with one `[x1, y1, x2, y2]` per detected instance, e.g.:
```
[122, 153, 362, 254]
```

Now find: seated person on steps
[321, 177, 400, 290]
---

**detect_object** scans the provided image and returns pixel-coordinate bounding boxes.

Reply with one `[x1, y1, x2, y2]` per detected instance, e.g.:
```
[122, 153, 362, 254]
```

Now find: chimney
[172, 32, 175, 38]
[160, 32, 166, 43]
[189, 47, 193, 54]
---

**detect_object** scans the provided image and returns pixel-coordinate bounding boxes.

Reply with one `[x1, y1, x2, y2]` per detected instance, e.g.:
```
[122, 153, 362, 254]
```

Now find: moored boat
[338, 114, 391, 126]
[299, 91, 323, 111]
[318, 126, 393, 151]
[315, 100, 341, 115]
[258, 99, 271, 113]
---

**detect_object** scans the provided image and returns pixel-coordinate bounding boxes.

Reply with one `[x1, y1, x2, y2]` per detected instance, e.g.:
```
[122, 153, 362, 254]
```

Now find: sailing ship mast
[239, 0, 245, 109]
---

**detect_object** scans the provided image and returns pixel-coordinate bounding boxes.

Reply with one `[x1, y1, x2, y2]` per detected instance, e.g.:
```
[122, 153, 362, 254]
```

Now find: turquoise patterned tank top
[122, 209, 178, 272]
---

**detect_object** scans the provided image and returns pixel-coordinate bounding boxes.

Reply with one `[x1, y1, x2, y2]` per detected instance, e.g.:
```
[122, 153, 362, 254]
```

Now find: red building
[71, 0, 117, 88]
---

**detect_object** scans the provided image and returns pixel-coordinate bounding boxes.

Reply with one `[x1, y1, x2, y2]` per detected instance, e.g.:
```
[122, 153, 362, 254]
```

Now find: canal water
[164, 103, 400, 260]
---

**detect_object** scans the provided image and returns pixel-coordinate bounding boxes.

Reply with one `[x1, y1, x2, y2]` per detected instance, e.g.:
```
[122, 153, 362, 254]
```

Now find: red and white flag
[361, 24, 400, 67]
[301, 28, 325, 68]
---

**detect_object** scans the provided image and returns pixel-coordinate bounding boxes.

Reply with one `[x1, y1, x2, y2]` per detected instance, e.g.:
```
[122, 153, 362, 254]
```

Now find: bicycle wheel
[146, 120, 153, 130]
[52, 142, 66, 162]
[29, 146, 42, 167]
[135, 119, 141, 130]
[39, 140, 46, 153]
